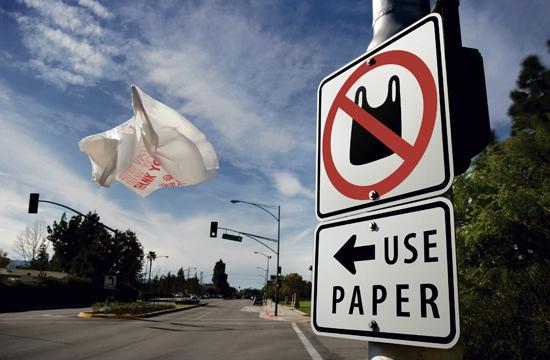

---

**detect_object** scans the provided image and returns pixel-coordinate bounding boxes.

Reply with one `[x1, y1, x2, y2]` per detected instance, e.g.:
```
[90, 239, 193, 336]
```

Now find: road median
[78, 302, 207, 319]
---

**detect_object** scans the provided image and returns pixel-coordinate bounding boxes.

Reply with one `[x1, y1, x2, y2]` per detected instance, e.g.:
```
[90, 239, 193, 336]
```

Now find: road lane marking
[291, 322, 323, 360]
[192, 311, 210, 320]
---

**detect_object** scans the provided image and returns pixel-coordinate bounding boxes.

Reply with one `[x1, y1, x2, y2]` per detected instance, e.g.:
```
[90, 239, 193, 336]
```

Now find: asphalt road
[0, 299, 369, 360]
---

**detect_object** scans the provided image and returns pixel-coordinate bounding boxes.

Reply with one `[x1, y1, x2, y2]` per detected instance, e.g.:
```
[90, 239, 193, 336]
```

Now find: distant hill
[8, 259, 27, 268]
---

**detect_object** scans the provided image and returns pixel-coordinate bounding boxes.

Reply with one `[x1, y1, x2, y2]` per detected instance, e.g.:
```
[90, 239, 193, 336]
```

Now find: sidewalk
[263, 299, 309, 323]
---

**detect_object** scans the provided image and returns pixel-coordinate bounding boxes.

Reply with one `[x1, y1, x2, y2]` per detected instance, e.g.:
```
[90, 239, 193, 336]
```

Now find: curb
[280, 304, 309, 316]
[78, 302, 207, 319]
[261, 305, 282, 321]
[291, 308, 308, 316]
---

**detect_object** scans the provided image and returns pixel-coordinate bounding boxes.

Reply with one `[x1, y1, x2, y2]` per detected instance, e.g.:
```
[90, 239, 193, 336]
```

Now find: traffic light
[437, 1, 491, 175]
[275, 282, 282, 289]
[448, 47, 491, 175]
[210, 221, 218, 237]
[28, 193, 39, 214]
[277, 266, 282, 275]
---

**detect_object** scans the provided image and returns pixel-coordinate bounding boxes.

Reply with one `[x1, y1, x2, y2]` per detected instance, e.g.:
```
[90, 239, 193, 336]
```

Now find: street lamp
[254, 251, 271, 286]
[185, 267, 197, 279]
[231, 200, 281, 316]
[257, 266, 268, 286]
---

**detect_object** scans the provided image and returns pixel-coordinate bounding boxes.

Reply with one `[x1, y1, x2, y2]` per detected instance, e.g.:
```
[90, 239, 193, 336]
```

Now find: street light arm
[240, 231, 277, 243]
[230, 200, 279, 221]
[38, 199, 118, 235]
[240, 232, 277, 255]
[254, 251, 272, 259]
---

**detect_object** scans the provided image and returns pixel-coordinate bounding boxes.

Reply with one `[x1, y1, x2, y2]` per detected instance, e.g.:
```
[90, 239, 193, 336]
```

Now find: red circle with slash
[322, 50, 438, 200]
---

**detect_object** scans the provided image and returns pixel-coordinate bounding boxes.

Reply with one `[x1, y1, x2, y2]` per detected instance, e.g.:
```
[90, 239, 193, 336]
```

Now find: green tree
[0, 248, 9, 268]
[146, 251, 157, 286]
[279, 273, 308, 307]
[157, 272, 176, 295]
[175, 267, 186, 292]
[30, 243, 49, 271]
[212, 259, 230, 296]
[454, 41, 550, 359]
[280, 273, 304, 297]
[47, 212, 144, 287]
[184, 277, 202, 296]
[110, 230, 144, 285]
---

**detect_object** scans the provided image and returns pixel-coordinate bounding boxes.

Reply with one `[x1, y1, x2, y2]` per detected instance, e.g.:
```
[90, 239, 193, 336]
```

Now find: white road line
[192, 310, 210, 320]
[291, 322, 323, 360]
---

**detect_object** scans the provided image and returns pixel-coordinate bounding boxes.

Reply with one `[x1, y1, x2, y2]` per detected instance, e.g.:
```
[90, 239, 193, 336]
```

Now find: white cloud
[28, 59, 85, 87]
[273, 171, 314, 199]
[19, 0, 104, 37]
[0, 81, 105, 137]
[15, 0, 121, 88]
[77, 0, 114, 20]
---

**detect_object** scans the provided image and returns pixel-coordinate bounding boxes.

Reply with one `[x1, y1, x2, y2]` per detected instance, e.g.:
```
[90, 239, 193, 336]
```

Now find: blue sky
[0, 0, 548, 289]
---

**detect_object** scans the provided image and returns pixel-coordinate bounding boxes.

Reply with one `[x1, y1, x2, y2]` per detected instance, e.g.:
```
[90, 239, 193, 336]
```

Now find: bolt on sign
[316, 14, 453, 219]
[312, 197, 459, 348]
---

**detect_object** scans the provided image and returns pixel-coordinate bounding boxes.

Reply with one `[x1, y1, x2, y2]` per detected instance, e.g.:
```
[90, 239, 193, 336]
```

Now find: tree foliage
[47, 212, 144, 287]
[212, 259, 230, 296]
[263, 273, 311, 304]
[0, 248, 9, 268]
[454, 42, 550, 359]
[31, 243, 50, 271]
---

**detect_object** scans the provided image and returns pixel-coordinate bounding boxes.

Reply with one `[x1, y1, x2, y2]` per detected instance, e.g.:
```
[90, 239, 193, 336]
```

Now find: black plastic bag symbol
[349, 75, 401, 165]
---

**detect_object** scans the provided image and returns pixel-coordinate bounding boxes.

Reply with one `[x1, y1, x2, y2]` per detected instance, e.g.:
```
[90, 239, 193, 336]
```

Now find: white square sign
[311, 197, 459, 348]
[316, 14, 453, 219]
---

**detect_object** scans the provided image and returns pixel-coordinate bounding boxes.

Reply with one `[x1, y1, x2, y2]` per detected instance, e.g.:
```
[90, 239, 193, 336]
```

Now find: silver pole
[265, 257, 269, 286]
[366, 0, 428, 358]
[367, 0, 429, 51]
[366, 1, 463, 359]
[275, 205, 280, 316]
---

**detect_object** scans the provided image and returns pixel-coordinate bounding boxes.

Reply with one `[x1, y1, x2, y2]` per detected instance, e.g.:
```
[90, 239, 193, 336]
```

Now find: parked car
[253, 297, 263, 306]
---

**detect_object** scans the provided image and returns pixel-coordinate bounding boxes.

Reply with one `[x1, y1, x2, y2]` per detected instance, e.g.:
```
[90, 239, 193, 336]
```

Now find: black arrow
[334, 235, 376, 275]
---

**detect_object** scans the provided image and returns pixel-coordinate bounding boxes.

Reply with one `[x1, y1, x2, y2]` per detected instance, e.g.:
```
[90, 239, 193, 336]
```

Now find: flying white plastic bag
[79, 85, 219, 197]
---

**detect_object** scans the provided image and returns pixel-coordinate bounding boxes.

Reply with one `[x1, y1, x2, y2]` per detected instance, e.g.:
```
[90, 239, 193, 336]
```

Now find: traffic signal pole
[28, 193, 118, 235]
[212, 201, 281, 315]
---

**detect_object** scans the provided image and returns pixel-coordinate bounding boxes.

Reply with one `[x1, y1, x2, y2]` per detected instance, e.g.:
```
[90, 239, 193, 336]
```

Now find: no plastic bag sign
[316, 14, 453, 219]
